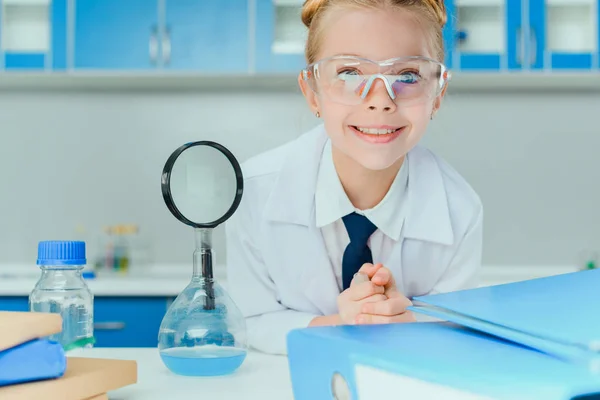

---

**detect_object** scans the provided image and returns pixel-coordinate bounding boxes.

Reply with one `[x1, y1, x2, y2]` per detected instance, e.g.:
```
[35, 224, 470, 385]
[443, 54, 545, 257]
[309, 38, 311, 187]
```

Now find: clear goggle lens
[302, 56, 450, 106]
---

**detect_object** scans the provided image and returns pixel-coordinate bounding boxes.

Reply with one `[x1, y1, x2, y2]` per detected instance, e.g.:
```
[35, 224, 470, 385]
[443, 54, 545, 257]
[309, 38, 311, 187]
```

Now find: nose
[362, 76, 397, 113]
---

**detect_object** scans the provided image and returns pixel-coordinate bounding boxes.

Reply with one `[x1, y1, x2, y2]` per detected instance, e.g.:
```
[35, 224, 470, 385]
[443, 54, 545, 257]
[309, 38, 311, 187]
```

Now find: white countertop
[69, 348, 294, 400]
[0, 264, 221, 296]
[69, 347, 476, 399]
[0, 263, 580, 296]
[0, 276, 192, 297]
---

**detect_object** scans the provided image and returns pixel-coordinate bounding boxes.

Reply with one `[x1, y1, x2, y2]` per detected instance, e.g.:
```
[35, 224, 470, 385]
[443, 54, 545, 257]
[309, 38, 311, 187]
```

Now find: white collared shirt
[315, 139, 410, 291]
[225, 124, 483, 355]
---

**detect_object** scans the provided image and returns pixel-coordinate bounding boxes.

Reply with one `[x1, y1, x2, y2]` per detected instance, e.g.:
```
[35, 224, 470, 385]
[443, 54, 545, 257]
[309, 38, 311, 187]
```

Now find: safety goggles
[301, 55, 450, 106]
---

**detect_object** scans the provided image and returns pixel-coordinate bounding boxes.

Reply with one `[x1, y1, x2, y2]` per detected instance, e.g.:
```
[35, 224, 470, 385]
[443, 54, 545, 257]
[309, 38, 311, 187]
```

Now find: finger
[371, 266, 393, 287]
[358, 294, 387, 305]
[360, 296, 412, 316]
[348, 281, 385, 301]
[355, 311, 416, 325]
[350, 272, 370, 287]
[357, 262, 383, 279]
[384, 287, 412, 305]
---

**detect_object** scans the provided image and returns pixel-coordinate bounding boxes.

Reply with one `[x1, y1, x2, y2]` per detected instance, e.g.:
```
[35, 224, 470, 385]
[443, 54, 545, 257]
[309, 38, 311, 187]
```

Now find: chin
[351, 153, 403, 171]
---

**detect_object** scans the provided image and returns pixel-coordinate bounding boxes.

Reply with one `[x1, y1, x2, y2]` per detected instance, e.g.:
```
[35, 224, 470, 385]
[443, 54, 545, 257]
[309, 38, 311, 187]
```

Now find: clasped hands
[337, 263, 415, 325]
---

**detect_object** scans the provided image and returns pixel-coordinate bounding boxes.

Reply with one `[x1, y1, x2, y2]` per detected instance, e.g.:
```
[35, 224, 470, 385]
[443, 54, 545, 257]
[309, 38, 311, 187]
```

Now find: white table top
[0, 276, 192, 297]
[69, 348, 294, 400]
[0, 264, 224, 297]
[0, 264, 578, 296]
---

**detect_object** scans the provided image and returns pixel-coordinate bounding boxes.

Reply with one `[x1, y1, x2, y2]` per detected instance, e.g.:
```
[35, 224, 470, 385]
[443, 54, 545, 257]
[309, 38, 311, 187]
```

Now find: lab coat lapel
[404, 146, 454, 245]
[264, 125, 340, 315]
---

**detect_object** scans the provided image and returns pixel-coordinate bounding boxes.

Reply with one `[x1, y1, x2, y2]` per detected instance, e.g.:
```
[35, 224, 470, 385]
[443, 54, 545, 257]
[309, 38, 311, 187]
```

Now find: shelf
[1, 0, 50, 52]
[273, 0, 304, 5]
[546, 0, 596, 5]
[2, 0, 50, 5]
[273, 2, 306, 55]
[547, 3, 597, 53]
[2, 71, 600, 93]
[272, 41, 305, 55]
[455, 0, 503, 5]
[456, 4, 505, 54]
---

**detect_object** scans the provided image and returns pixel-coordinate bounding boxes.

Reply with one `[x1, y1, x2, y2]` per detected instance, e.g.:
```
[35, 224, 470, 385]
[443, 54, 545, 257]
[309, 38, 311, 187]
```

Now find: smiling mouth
[350, 126, 403, 135]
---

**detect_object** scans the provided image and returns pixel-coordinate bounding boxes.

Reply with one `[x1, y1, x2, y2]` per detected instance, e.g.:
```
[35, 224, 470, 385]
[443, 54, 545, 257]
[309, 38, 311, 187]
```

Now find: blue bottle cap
[37, 241, 86, 266]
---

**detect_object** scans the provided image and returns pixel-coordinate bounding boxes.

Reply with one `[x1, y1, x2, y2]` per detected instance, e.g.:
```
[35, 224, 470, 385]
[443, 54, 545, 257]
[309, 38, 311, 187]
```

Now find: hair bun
[302, 0, 328, 28]
[423, 0, 447, 26]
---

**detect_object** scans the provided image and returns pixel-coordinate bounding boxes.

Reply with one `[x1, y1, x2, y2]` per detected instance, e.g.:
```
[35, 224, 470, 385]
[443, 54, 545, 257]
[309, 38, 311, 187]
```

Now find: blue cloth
[341, 212, 378, 290]
[0, 338, 66, 387]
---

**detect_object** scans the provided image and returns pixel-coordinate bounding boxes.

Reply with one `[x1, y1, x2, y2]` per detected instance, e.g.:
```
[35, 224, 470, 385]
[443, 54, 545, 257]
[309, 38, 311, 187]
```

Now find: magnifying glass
[161, 140, 243, 309]
[158, 141, 248, 376]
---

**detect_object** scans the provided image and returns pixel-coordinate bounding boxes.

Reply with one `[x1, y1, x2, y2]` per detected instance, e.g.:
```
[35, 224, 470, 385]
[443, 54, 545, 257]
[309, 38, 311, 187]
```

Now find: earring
[315, 111, 320, 118]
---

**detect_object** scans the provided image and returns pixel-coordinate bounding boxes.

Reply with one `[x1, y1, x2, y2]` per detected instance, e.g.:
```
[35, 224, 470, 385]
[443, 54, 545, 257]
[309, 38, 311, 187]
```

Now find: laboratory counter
[69, 347, 450, 399]
[0, 276, 191, 297]
[70, 347, 294, 400]
[0, 264, 577, 296]
[0, 264, 220, 297]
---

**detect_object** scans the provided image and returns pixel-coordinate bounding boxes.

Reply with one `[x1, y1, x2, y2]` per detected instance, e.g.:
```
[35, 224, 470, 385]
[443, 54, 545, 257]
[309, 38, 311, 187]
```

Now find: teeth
[356, 127, 398, 135]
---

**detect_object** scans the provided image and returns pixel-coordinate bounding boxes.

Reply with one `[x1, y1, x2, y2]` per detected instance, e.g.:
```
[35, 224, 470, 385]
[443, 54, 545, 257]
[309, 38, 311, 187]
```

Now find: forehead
[318, 7, 432, 61]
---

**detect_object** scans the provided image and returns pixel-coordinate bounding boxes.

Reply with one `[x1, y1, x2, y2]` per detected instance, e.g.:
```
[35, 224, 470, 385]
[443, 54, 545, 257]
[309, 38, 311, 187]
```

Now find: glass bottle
[29, 241, 94, 350]
[158, 229, 247, 376]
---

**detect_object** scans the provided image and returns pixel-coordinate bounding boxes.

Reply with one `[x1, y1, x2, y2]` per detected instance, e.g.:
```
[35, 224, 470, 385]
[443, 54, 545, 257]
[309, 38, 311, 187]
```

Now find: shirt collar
[315, 139, 409, 241]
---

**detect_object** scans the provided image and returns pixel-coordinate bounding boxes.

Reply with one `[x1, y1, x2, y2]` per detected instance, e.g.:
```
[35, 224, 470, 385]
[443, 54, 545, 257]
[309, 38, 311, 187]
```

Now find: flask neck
[192, 228, 213, 281]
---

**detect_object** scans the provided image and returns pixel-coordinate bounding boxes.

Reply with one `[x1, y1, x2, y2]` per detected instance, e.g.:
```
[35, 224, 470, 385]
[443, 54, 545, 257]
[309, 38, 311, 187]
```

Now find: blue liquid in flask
[160, 346, 247, 376]
[157, 277, 248, 377]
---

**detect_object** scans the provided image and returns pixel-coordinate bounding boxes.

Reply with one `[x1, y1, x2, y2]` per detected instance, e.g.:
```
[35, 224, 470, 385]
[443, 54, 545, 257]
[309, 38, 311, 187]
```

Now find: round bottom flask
[158, 229, 247, 376]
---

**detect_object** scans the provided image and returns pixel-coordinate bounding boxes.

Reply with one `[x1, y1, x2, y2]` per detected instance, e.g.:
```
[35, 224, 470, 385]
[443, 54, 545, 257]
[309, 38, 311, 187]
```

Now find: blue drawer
[94, 297, 171, 348]
[0, 295, 172, 348]
[0, 297, 28, 311]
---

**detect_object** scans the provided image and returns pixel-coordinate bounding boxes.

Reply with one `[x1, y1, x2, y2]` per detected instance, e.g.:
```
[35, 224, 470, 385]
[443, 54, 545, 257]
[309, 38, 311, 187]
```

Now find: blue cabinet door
[0, 297, 28, 311]
[449, 0, 522, 71]
[0, 295, 170, 347]
[51, 0, 69, 70]
[163, 0, 249, 72]
[254, 0, 306, 73]
[94, 297, 169, 348]
[528, 0, 597, 70]
[443, 0, 457, 70]
[73, 0, 159, 70]
[0, 0, 67, 71]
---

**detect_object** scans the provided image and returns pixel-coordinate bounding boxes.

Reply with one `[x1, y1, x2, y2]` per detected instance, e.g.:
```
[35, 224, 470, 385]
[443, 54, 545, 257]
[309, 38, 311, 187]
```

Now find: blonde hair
[301, 0, 447, 64]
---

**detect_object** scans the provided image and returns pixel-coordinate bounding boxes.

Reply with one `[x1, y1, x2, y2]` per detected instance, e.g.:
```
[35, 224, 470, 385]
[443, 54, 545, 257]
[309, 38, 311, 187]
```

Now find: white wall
[0, 87, 597, 268]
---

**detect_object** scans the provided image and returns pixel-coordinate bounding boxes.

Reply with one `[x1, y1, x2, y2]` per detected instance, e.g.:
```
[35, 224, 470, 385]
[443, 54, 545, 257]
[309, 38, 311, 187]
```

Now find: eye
[393, 70, 421, 84]
[392, 71, 422, 85]
[337, 68, 361, 79]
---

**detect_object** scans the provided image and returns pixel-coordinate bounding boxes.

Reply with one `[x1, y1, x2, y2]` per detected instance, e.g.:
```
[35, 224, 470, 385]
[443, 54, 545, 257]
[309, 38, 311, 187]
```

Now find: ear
[432, 82, 448, 115]
[298, 72, 320, 114]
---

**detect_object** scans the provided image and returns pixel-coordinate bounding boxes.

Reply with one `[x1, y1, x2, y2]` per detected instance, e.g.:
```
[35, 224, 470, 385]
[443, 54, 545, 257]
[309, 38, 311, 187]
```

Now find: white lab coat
[225, 124, 483, 355]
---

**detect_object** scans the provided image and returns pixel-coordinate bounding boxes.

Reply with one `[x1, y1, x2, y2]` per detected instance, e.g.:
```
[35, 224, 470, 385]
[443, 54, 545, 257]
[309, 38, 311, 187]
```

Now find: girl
[225, 0, 483, 355]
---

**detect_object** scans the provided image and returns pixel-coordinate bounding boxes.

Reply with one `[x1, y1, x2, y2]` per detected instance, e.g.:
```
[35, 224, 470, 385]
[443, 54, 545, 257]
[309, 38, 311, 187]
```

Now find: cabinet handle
[94, 322, 126, 331]
[163, 26, 172, 66]
[149, 25, 159, 64]
[529, 27, 537, 67]
[516, 26, 524, 67]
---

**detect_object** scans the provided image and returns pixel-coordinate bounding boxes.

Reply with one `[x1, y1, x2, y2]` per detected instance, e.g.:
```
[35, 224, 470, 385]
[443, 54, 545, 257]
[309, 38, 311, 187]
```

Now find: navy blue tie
[341, 212, 378, 290]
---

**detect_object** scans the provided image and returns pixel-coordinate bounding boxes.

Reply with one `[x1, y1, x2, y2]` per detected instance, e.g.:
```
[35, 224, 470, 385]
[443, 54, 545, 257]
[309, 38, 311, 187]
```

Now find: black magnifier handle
[202, 249, 215, 310]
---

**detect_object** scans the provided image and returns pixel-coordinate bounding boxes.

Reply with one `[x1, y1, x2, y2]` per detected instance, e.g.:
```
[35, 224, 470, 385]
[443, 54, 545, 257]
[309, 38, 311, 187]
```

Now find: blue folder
[286, 322, 600, 400]
[408, 269, 600, 368]
[0, 338, 66, 387]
